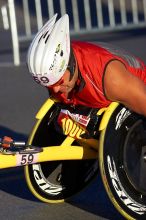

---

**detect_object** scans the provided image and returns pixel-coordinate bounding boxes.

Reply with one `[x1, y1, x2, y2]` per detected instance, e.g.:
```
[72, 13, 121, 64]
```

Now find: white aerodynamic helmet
[27, 14, 70, 87]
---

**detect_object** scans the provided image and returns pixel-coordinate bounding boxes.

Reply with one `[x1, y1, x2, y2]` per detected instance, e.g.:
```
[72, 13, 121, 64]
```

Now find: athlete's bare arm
[104, 60, 146, 117]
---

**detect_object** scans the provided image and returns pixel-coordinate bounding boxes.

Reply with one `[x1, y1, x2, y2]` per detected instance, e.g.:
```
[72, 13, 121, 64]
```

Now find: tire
[24, 104, 98, 203]
[99, 104, 146, 220]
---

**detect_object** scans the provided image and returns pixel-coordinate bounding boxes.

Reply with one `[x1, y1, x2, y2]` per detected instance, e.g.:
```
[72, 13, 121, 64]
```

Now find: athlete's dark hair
[67, 47, 76, 81]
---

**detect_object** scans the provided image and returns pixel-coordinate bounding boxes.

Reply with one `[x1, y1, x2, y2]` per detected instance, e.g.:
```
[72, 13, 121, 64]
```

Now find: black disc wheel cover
[99, 104, 146, 220]
[25, 105, 98, 203]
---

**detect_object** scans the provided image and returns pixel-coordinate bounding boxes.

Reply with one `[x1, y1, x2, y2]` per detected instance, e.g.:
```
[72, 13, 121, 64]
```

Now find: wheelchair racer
[27, 14, 146, 117]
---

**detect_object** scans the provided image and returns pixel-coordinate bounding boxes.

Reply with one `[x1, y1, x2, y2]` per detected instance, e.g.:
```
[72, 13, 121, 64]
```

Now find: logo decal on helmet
[59, 60, 65, 72]
[56, 44, 61, 53]
[55, 44, 64, 57]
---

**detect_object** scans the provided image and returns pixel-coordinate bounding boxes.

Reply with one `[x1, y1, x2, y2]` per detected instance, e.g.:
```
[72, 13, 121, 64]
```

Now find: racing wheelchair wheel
[99, 103, 146, 220]
[24, 104, 98, 203]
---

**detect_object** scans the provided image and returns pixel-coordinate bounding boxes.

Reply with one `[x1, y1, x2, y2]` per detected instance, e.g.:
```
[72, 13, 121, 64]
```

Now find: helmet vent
[38, 31, 50, 44]
[43, 31, 49, 39]
[38, 34, 43, 43]
[45, 33, 50, 44]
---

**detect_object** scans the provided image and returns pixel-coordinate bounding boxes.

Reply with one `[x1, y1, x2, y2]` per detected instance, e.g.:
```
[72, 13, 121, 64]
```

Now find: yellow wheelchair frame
[0, 98, 118, 169]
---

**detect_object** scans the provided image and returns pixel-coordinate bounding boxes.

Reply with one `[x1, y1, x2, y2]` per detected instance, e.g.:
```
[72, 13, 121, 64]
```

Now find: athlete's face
[48, 63, 78, 98]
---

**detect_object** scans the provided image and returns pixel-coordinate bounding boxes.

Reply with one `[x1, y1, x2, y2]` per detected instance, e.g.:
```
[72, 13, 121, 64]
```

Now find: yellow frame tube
[0, 144, 98, 169]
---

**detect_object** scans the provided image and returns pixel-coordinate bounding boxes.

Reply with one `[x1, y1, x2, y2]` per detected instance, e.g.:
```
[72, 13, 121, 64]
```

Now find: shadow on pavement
[67, 175, 124, 220]
[0, 125, 27, 141]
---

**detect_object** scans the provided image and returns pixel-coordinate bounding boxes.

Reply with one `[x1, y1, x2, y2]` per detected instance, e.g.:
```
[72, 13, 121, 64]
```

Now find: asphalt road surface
[0, 29, 146, 220]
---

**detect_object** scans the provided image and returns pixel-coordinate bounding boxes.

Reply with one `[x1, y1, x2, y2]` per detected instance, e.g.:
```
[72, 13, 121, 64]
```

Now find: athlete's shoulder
[71, 41, 108, 56]
[71, 41, 100, 48]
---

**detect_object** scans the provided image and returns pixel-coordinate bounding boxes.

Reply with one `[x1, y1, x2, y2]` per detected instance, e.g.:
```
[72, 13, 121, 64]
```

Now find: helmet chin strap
[67, 47, 76, 81]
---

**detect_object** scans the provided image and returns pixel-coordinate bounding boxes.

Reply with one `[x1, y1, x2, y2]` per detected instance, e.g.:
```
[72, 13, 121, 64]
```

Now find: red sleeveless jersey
[50, 41, 146, 108]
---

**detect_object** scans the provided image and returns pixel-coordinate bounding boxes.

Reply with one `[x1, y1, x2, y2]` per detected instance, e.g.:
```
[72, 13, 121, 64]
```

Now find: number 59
[21, 154, 34, 165]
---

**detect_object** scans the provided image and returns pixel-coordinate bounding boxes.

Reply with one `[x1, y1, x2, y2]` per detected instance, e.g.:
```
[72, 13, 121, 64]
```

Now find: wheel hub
[123, 119, 146, 194]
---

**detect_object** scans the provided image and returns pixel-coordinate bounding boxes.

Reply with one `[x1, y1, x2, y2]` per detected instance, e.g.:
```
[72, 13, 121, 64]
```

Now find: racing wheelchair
[0, 98, 146, 220]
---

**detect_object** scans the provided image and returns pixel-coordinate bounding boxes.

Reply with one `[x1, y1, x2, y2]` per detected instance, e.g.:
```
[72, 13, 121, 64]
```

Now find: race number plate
[16, 153, 39, 166]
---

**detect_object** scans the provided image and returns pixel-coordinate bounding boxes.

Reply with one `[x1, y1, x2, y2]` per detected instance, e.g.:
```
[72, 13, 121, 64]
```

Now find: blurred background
[1, 0, 146, 65]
